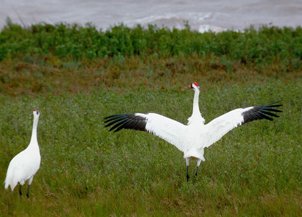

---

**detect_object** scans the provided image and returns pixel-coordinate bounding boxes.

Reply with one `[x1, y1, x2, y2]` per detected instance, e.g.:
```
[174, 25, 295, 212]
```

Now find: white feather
[202, 107, 252, 148]
[136, 113, 187, 152]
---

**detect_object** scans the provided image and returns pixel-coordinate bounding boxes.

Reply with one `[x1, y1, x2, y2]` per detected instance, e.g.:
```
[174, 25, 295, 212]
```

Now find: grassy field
[0, 24, 301, 216]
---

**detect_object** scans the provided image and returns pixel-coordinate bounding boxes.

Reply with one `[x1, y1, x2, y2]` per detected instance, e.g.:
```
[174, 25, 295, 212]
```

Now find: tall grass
[0, 23, 302, 69]
[0, 78, 301, 216]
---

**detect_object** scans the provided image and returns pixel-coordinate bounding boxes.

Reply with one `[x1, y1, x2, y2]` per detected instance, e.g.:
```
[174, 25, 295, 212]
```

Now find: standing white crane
[5, 110, 41, 197]
[104, 82, 282, 181]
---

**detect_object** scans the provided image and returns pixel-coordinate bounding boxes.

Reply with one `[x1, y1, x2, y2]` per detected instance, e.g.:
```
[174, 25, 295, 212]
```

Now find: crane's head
[33, 110, 40, 117]
[190, 82, 200, 90]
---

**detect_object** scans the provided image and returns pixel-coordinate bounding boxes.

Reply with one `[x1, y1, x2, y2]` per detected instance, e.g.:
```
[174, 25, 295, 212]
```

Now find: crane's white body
[105, 82, 281, 180]
[5, 111, 41, 193]
[137, 85, 250, 163]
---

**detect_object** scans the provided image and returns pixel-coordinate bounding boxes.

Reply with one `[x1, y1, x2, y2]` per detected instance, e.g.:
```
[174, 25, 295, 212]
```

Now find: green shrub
[0, 22, 301, 69]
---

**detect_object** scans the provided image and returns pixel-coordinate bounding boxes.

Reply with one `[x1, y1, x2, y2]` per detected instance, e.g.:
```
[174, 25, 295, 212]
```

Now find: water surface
[1, 0, 301, 31]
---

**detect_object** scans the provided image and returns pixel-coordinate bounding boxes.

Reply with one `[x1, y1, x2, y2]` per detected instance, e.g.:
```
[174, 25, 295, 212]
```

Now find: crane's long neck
[190, 88, 205, 124]
[192, 89, 201, 116]
[29, 116, 39, 147]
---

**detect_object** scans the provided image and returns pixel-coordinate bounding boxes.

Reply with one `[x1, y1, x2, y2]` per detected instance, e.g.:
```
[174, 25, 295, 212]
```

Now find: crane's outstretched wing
[104, 113, 187, 151]
[203, 104, 282, 148]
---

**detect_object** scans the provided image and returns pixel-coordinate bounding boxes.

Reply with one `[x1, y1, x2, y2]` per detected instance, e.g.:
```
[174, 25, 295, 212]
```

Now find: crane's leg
[26, 185, 31, 198]
[19, 185, 22, 196]
[186, 158, 190, 182]
[195, 159, 202, 177]
[27, 177, 34, 198]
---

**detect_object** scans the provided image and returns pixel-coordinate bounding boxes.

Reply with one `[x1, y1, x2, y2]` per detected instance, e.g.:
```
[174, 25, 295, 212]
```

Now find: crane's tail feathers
[4, 182, 9, 190]
[4, 175, 11, 190]
[4, 182, 15, 191]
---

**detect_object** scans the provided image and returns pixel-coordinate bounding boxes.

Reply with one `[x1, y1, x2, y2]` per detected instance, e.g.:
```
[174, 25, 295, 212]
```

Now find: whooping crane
[4, 110, 41, 197]
[104, 82, 282, 181]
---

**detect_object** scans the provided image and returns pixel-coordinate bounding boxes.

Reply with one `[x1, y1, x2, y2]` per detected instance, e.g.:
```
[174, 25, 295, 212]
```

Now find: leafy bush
[0, 22, 301, 68]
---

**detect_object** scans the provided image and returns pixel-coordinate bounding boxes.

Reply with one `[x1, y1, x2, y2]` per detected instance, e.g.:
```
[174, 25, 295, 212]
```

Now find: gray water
[1, 0, 302, 32]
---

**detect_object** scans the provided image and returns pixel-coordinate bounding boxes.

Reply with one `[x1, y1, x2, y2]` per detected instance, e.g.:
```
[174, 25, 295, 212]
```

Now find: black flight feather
[242, 104, 282, 124]
[104, 114, 147, 132]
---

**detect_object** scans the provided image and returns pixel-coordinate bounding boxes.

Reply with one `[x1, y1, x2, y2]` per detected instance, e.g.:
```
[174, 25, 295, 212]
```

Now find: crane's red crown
[193, 82, 199, 87]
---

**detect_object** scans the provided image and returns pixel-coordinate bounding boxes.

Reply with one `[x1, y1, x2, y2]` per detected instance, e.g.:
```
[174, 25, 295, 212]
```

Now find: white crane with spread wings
[105, 82, 282, 181]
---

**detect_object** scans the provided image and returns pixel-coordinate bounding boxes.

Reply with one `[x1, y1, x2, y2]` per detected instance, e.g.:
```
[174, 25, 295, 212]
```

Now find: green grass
[0, 78, 301, 216]
[0, 23, 301, 216]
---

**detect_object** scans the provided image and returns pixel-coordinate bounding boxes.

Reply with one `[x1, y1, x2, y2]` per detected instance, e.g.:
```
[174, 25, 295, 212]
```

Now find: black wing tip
[264, 103, 282, 108]
[104, 114, 132, 125]
[243, 103, 282, 124]
[104, 114, 126, 120]
[103, 113, 147, 132]
[262, 104, 283, 113]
